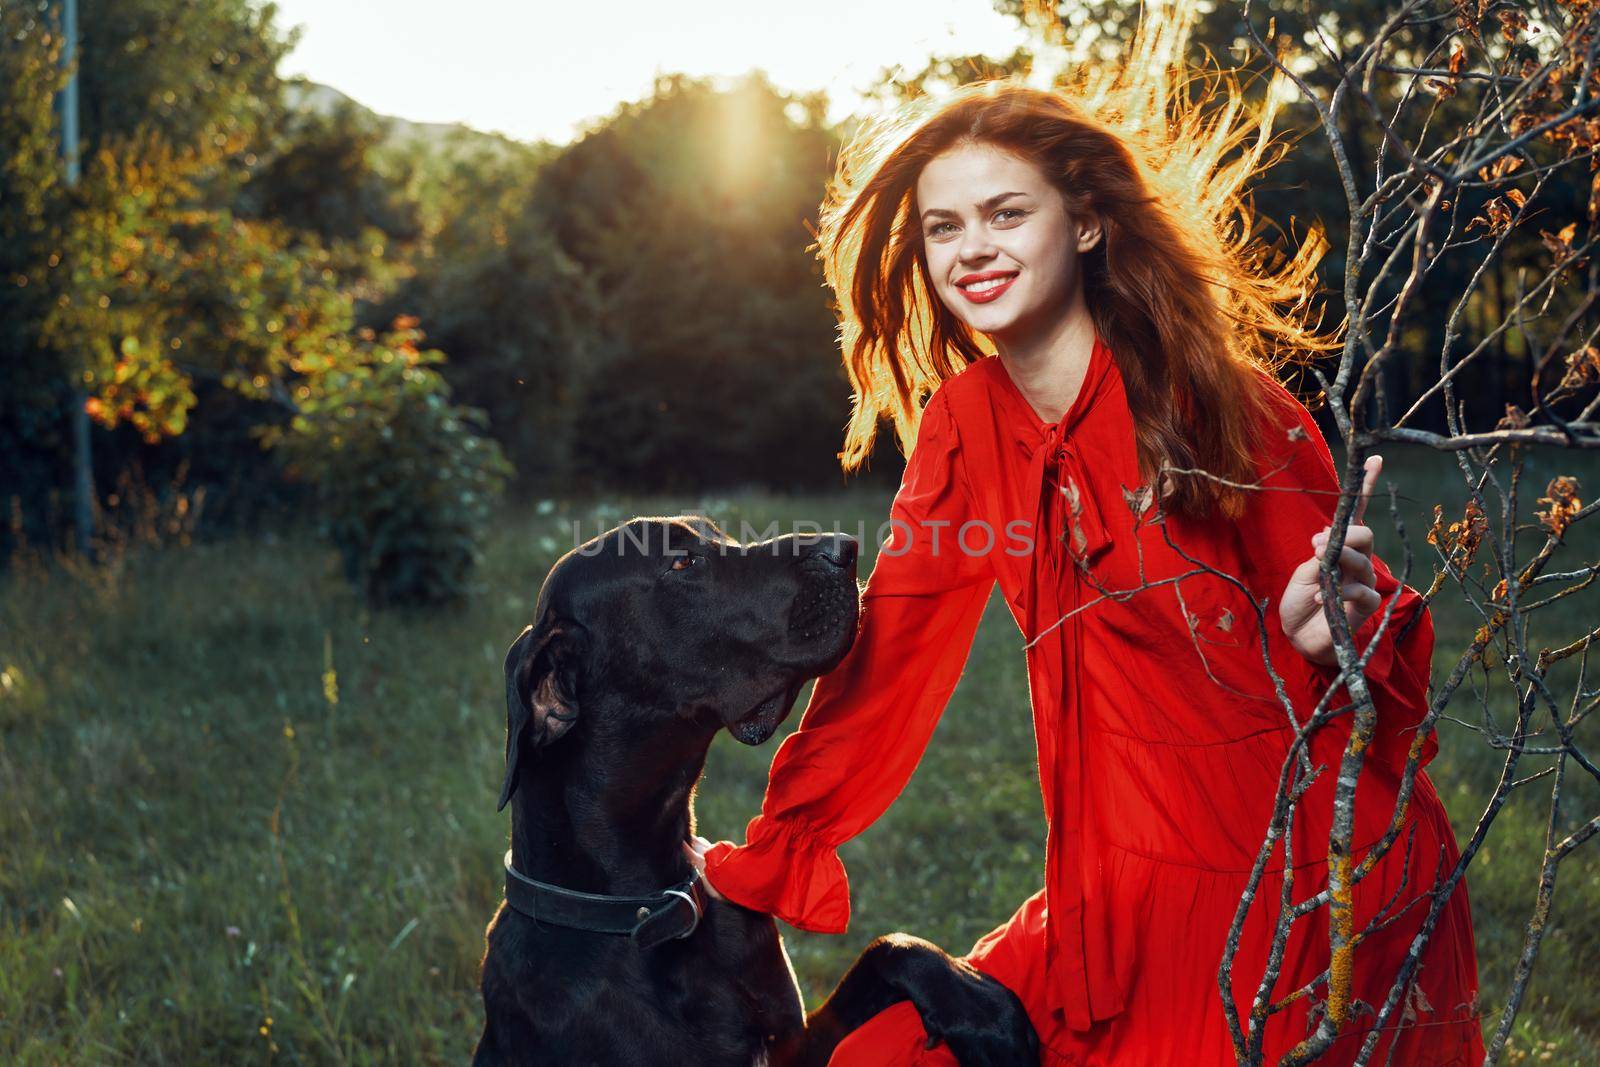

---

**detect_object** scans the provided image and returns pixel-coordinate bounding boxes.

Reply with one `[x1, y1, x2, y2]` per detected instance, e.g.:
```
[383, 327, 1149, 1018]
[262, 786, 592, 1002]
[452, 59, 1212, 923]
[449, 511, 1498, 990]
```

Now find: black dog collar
[502, 851, 704, 949]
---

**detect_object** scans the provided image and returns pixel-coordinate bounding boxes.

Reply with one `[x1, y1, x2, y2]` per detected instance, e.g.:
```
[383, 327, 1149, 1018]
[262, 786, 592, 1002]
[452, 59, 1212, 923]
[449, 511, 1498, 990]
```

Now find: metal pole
[56, 0, 79, 186]
[51, 0, 94, 557]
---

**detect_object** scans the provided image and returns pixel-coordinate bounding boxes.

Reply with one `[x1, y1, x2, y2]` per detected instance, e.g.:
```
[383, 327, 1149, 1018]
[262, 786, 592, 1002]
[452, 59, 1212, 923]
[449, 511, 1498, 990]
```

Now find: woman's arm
[697, 386, 996, 932]
[1244, 383, 1438, 774]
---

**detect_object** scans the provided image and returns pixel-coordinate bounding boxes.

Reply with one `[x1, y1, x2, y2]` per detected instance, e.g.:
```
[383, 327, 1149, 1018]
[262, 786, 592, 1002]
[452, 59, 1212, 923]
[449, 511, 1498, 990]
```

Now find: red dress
[704, 336, 1482, 1065]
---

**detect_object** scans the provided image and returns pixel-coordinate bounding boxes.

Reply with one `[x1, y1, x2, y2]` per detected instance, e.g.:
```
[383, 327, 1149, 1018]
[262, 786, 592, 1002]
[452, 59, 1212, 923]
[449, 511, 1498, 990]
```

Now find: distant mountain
[283, 78, 540, 158]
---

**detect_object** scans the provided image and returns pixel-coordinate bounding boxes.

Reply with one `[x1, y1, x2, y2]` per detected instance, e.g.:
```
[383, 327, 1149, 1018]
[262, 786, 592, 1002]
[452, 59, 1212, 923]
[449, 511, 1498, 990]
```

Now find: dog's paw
[916, 962, 1039, 1067]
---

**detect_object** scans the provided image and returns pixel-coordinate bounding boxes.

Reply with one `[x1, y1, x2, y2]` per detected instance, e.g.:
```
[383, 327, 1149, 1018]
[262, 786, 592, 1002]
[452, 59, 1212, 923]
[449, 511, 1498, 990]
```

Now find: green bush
[262, 318, 513, 607]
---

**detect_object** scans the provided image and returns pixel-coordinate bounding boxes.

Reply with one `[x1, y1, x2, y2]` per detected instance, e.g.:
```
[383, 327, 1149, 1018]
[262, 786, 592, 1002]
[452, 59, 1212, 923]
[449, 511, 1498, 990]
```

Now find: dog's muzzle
[788, 562, 859, 643]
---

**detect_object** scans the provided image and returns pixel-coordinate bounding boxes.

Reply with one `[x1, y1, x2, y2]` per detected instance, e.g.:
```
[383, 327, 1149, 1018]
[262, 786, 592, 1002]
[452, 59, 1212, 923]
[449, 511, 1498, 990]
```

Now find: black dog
[473, 515, 1037, 1066]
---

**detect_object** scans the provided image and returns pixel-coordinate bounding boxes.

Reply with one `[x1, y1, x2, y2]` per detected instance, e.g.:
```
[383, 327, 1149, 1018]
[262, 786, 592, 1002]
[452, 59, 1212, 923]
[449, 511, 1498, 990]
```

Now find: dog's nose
[804, 534, 858, 570]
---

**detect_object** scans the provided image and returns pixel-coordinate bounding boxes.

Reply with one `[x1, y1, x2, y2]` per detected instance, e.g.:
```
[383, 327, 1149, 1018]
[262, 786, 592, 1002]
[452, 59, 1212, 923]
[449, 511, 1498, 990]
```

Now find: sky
[263, 0, 1030, 146]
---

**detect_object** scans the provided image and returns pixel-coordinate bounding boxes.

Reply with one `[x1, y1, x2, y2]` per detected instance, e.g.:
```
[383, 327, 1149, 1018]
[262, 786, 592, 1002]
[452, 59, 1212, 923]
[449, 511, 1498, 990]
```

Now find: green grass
[1, 446, 1596, 1064]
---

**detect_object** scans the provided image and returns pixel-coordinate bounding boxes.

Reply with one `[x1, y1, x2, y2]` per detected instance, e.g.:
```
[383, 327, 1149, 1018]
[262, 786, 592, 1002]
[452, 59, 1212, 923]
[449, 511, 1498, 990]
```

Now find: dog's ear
[498, 617, 588, 811]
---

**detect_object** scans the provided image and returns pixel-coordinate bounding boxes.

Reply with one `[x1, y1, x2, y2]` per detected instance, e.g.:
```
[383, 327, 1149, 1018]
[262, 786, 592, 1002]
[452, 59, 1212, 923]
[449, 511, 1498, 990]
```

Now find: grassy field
[2, 445, 1597, 1064]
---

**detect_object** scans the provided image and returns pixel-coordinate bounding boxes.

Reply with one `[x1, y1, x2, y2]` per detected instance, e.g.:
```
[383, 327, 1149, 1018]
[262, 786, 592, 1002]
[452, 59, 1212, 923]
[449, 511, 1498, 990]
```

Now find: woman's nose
[958, 231, 997, 263]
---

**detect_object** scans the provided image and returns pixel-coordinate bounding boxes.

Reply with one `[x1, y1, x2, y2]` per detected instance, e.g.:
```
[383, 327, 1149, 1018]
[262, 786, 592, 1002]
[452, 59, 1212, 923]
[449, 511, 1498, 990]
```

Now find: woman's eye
[928, 222, 955, 237]
[995, 208, 1025, 224]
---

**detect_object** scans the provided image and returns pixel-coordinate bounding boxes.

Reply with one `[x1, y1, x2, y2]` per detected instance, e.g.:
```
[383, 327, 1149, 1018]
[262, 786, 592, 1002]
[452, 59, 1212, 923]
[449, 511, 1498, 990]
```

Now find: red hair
[817, 7, 1336, 517]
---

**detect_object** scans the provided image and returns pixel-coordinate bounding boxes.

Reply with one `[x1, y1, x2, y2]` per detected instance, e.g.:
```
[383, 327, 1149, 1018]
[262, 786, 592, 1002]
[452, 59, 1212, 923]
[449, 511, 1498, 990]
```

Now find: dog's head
[497, 515, 861, 810]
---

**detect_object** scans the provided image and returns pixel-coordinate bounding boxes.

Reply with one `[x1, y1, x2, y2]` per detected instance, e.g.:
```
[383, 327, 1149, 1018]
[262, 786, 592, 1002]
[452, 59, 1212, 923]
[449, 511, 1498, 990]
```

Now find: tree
[366, 132, 597, 491]
[1209, 0, 1600, 1056]
[1, 1, 511, 604]
[0, 0, 297, 547]
[1000, 0, 1600, 1059]
[528, 72, 870, 492]
[239, 98, 422, 247]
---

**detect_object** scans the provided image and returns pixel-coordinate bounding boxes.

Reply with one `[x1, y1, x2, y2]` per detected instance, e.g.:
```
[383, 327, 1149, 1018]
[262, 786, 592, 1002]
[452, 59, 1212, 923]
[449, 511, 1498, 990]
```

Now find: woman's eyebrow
[919, 191, 1031, 222]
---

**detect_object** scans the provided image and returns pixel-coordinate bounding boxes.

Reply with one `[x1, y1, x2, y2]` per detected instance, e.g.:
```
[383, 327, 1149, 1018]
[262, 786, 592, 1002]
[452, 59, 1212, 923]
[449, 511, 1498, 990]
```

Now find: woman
[685, 61, 1481, 1067]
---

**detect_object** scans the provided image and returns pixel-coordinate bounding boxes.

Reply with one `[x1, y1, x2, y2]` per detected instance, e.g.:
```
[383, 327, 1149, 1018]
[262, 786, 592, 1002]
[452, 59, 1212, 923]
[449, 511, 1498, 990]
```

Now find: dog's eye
[668, 553, 702, 573]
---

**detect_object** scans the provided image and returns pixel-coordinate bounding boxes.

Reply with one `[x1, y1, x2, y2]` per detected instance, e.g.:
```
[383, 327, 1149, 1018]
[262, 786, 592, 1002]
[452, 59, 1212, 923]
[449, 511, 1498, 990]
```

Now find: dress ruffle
[704, 814, 850, 933]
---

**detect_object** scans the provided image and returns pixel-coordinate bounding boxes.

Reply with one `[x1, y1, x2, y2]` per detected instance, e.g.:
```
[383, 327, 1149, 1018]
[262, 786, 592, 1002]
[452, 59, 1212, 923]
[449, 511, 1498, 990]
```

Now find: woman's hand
[1279, 456, 1384, 667]
[682, 834, 726, 902]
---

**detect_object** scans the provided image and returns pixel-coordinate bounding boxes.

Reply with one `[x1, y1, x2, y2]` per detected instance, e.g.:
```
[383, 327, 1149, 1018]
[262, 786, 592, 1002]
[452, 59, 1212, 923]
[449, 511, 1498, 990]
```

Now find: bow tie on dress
[1034, 420, 1114, 576]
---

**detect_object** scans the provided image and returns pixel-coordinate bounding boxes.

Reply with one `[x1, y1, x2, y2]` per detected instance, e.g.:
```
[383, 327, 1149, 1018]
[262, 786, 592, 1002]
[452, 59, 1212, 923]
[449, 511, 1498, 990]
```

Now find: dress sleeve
[1242, 381, 1438, 776]
[701, 386, 997, 932]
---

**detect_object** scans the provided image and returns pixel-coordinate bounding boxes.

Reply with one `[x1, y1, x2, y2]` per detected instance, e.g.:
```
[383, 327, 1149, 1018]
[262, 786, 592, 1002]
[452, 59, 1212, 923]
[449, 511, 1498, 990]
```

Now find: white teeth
[961, 275, 1013, 292]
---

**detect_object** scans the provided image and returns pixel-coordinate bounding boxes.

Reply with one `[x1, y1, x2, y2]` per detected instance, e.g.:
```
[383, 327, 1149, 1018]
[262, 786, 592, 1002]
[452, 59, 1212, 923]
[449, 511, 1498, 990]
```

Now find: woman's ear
[498, 616, 589, 812]
[1076, 211, 1104, 253]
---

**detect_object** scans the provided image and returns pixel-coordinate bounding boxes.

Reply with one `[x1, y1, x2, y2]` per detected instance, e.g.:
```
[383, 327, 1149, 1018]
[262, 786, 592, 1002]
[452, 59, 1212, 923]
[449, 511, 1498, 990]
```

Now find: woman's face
[914, 141, 1101, 343]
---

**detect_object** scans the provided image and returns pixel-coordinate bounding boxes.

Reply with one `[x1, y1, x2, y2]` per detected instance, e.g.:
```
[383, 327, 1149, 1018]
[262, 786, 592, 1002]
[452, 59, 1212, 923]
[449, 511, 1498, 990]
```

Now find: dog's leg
[781, 933, 1038, 1067]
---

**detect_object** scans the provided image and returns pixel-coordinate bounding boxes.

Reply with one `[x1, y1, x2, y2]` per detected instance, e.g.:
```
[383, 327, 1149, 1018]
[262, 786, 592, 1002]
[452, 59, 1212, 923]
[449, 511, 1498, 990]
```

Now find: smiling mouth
[956, 272, 1019, 303]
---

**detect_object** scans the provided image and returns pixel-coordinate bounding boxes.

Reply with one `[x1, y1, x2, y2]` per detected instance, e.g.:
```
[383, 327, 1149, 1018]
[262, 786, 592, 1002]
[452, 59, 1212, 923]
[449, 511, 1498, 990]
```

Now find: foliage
[367, 136, 598, 492]
[17, 0, 305, 439]
[240, 98, 424, 247]
[6, 5, 916, 567]
[0, 0, 301, 545]
[29, 118, 404, 449]
[529, 72, 886, 492]
[259, 318, 513, 608]
[1, 0, 510, 603]
[72, 0, 295, 203]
